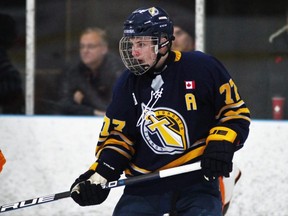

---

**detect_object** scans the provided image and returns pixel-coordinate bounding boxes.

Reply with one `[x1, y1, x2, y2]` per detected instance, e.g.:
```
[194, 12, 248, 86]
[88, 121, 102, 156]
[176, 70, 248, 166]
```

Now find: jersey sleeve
[94, 71, 137, 173]
[202, 53, 251, 150]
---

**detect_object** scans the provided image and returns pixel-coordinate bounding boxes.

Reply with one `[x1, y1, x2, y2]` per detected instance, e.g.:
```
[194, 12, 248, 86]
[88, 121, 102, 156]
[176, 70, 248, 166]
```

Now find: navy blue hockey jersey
[94, 50, 250, 194]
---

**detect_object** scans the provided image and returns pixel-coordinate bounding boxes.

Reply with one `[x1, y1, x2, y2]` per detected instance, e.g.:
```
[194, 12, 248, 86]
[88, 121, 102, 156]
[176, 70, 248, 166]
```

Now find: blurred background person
[171, 15, 242, 215]
[58, 27, 125, 116]
[0, 13, 25, 114]
[171, 16, 195, 52]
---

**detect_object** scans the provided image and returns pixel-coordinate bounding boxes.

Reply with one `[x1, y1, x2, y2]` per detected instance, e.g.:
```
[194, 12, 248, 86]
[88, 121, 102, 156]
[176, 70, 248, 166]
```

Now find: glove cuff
[89, 160, 120, 181]
[78, 169, 95, 181]
[206, 140, 236, 154]
[206, 126, 238, 144]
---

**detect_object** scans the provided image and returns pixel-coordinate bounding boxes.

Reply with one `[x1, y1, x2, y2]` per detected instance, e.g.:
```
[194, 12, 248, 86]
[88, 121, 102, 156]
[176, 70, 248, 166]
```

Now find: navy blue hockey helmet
[123, 6, 174, 41]
[119, 6, 175, 75]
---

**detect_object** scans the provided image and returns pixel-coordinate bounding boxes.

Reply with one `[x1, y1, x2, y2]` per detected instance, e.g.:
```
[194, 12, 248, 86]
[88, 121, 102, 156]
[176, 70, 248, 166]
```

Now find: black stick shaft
[0, 191, 70, 213]
[0, 163, 200, 213]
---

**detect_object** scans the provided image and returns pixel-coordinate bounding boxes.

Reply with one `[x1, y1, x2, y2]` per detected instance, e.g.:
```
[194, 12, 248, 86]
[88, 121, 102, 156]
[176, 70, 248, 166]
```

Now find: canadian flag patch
[185, 80, 196, 89]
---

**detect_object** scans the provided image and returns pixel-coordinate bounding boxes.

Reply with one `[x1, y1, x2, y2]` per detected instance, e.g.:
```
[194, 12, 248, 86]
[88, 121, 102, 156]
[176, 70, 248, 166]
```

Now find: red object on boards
[272, 97, 285, 120]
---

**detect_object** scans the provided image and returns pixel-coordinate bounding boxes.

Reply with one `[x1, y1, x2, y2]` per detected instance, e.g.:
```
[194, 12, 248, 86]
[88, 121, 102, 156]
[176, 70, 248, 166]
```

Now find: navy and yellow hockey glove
[201, 126, 237, 180]
[70, 160, 120, 206]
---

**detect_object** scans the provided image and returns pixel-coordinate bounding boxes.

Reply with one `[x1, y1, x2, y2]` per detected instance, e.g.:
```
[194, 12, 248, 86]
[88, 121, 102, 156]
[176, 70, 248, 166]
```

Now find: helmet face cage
[119, 36, 159, 75]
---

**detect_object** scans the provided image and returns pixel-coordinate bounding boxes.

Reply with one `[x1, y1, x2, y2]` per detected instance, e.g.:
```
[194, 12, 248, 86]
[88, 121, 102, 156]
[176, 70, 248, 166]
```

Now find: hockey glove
[201, 126, 238, 180]
[201, 140, 235, 179]
[70, 160, 120, 206]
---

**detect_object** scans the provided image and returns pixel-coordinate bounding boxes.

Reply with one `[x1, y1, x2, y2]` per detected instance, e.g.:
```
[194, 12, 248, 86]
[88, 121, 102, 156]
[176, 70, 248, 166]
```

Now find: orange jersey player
[0, 150, 6, 172]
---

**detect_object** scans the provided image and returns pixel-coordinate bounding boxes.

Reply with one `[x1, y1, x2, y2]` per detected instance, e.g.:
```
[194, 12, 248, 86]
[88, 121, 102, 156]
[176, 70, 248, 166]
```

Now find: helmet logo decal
[135, 7, 159, 17]
[139, 106, 190, 155]
[148, 7, 159, 16]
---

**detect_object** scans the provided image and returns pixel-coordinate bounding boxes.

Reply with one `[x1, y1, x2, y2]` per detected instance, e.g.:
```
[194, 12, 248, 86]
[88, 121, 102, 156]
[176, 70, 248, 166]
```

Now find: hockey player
[0, 150, 6, 173]
[70, 6, 250, 216]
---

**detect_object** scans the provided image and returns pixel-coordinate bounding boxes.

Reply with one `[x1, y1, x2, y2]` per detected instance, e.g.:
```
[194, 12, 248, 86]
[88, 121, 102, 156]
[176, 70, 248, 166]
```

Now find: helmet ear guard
[157, 33, 175, 57]
[119, 6, 174, 75]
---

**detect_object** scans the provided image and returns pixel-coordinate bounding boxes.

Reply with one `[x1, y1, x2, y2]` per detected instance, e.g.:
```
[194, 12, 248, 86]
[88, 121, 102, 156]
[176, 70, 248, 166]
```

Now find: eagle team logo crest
[139, 106, 190, 155]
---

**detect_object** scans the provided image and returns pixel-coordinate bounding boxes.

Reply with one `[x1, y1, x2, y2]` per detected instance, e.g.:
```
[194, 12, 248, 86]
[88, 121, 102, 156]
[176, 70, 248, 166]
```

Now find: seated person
[58, 27, 125, 116]
[0, 13, 25, 114]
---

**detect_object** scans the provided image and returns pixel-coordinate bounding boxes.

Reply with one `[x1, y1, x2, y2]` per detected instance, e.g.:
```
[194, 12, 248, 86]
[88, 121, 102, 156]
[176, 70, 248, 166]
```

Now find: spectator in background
[171, 16, 195, 52]
[172, 15, 242, 215]
[267, 10, 288, 119]
[0, 13, 25, 114]
[58, 27, 125, 116]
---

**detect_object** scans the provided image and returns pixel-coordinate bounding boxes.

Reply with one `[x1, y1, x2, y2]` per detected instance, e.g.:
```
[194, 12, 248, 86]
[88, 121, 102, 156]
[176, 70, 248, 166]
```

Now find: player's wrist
[90, 160, 120, 181]
[206, 126, 238, 144]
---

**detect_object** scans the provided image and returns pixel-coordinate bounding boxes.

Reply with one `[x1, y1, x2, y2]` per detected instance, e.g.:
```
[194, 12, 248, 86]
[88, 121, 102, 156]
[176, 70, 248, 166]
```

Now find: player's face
[172, 26, 195, 52]
[130, 36, 158, 67]
[79, 32, 108, 69]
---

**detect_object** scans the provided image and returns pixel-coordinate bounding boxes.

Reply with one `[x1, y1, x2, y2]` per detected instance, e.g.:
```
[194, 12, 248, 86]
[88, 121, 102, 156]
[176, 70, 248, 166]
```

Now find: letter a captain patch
[185, 81, 195, 89]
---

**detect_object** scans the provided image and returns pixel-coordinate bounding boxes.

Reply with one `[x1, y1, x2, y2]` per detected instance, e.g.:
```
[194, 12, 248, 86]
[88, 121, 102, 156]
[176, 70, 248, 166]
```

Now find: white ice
[0, 116, 287, 216]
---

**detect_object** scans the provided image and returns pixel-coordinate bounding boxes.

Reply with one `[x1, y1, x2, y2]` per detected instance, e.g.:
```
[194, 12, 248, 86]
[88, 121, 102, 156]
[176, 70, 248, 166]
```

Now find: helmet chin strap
[148, 38, 174, 75]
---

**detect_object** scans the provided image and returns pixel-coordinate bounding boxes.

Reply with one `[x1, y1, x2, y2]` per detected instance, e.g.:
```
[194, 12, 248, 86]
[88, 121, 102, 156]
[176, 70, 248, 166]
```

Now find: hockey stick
[0, 162, 201, 213]
[103, 162, 201, 189]
[0, 191, 70, 213]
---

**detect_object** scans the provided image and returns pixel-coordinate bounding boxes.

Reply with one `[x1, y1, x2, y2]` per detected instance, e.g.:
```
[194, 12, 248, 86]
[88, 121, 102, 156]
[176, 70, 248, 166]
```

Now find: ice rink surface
[0, 116, 287, 216]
